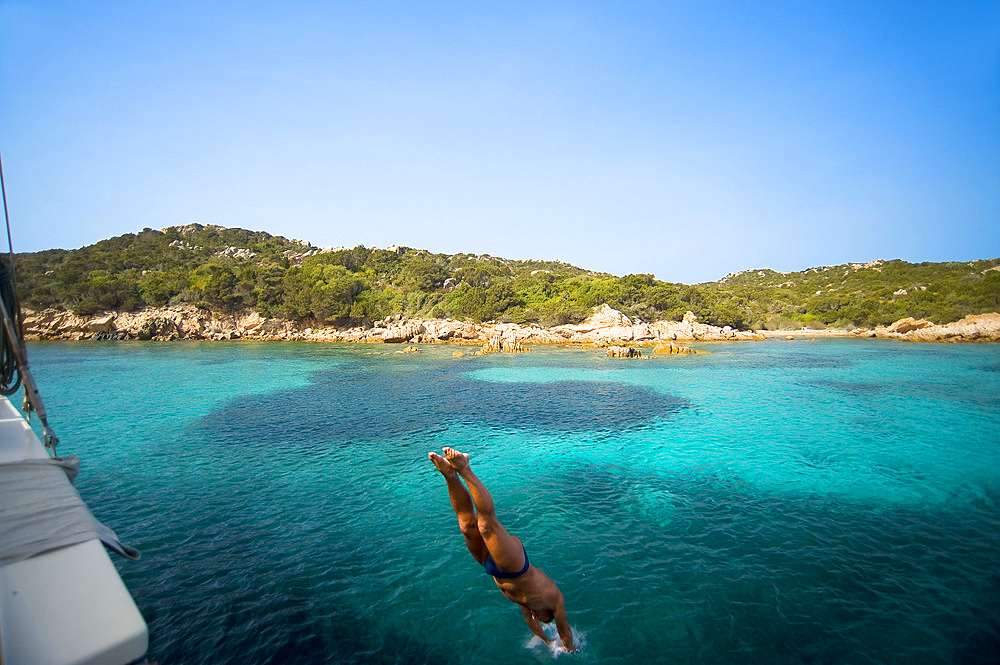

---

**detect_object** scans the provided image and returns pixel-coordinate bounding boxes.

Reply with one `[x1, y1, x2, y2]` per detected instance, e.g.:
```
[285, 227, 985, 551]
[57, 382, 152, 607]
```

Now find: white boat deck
[0, 398, 148, 665]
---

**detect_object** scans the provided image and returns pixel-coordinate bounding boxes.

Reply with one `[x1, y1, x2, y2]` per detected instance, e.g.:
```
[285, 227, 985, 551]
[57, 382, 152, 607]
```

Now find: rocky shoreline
[21, 304, 1000, 347]
[22, 304, 764, 346]
[857, 313, 1000, 342]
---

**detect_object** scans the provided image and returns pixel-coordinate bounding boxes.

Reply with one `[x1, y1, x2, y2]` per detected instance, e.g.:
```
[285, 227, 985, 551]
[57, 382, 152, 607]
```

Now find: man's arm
[553, 595, 576, 652]
[521, 606, 551, 644]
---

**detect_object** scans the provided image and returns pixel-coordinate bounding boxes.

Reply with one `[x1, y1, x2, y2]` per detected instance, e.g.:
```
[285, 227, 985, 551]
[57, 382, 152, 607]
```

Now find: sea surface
[25, 339, 1000, 665]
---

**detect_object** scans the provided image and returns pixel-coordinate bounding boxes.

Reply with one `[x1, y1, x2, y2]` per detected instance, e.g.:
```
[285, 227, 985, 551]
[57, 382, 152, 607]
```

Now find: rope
[0, 146, 58, 454]
[0, 148, 22, 396]
[0, 257, 22, 395]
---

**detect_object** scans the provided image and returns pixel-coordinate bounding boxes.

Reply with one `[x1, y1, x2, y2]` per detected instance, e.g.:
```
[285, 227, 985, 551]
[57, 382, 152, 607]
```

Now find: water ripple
[26, 341, 1000, 664]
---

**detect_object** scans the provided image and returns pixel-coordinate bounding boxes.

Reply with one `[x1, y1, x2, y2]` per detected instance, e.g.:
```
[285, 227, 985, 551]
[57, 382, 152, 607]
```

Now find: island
[13, 225, 1000, 345]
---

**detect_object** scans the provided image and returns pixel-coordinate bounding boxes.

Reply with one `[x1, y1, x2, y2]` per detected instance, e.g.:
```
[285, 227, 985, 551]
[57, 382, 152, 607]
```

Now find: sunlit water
[25, 339, 1000, 664]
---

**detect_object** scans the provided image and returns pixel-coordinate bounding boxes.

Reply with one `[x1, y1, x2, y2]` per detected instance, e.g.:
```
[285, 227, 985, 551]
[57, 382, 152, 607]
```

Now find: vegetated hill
[697, 259, 1000, 329]
[11, 224, 1000, 329]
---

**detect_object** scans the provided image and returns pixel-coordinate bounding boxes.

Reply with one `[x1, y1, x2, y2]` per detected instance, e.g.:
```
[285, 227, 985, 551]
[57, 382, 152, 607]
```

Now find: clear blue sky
[2, 1, 998, 283]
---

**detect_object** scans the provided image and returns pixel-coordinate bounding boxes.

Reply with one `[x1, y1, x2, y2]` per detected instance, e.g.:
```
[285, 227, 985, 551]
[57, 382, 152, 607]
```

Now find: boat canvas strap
[0, 456, 140, 565]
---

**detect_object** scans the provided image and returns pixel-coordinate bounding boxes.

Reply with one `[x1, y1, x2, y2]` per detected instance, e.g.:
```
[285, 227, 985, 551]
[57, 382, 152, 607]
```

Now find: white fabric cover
[0, 455, 139, 565]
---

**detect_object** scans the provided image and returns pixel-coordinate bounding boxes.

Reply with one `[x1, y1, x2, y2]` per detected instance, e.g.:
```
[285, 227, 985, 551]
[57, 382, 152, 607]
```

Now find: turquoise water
[25, 340, 1000, 664]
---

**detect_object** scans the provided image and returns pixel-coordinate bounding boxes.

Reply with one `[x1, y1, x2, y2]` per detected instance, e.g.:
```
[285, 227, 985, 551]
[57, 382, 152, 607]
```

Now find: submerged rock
[91, 331, 129, 341]
[607, 346, 643, 358]
[653, 341, 696, 355]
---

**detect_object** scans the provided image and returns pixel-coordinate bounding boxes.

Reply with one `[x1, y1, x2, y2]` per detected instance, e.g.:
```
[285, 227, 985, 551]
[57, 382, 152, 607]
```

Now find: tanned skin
[428, 447, 576, 652]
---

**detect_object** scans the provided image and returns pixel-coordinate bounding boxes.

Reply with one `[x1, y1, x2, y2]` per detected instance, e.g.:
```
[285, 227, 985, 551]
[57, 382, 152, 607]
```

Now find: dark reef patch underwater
[26, 340, 1000, 664]
[191, 359, 690, 448]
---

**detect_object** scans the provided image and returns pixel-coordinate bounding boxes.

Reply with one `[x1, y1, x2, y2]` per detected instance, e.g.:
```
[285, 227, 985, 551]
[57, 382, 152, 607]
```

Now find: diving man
[428, 447, 576, 652]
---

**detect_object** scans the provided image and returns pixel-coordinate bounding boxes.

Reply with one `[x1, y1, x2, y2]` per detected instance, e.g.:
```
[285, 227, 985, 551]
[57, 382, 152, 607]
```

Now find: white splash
[524, 624, 585, 658]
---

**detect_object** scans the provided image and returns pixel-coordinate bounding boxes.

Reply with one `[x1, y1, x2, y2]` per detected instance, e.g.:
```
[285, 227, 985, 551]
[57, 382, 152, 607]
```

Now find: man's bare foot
[428, 452, 457, 477]
[443, 447, 471, 472]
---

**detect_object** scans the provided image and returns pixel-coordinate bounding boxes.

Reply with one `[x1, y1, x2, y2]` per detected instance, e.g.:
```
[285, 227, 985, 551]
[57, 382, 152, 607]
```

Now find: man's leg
[442, 447, 527, 573]
[429, 451, 488, 564]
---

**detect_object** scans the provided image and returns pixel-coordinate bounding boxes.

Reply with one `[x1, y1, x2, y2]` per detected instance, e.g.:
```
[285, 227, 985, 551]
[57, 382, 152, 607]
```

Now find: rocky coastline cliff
[22, 304, 1000, 345]
[23, 303, 765, 345]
